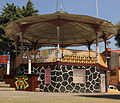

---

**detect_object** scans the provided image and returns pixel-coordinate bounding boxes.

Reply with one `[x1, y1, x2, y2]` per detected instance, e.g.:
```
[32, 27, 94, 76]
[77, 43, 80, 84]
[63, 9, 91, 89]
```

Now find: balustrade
[15, 48, 106, 67]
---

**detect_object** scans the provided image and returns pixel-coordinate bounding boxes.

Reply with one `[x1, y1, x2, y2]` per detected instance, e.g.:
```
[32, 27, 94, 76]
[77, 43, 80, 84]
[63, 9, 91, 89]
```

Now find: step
[0, 88, 15, 91]
[0, 81, 5, 85]
[35, 88, 40, 92]
[0, 84, 10, 87]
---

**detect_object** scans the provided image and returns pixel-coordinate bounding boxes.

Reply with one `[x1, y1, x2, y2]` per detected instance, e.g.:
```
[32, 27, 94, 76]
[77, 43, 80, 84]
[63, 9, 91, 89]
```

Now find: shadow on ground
[76, 94, 120, 100]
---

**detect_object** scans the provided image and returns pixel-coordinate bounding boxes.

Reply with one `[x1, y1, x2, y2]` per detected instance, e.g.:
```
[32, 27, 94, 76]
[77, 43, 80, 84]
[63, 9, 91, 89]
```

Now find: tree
[0, 3, 21, 60]
[115, 21, 120, 48]
[0, 3, 23, 59]
[0, 0, 39, 61]
[19, 0, 39, 17]
[0, 3, 23, 27]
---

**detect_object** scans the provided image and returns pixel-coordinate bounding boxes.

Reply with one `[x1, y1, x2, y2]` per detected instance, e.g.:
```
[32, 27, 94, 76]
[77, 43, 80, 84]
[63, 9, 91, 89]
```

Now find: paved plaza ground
[0, 91, 120, 103]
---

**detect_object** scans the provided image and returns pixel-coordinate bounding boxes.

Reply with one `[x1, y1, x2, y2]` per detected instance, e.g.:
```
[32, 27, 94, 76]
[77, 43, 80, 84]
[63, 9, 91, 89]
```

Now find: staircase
[0, 68, 15, 91]
[0, 81, 15, 91]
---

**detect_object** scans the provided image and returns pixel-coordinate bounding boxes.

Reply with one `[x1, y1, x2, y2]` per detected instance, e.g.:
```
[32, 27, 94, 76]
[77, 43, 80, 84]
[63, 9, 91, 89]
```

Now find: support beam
[87, 44, 92, 58]
[96, 32, 99, 63]
[87, 44, 91, 51]
[28, 59, 31, 74]
[104, 37, 107, 67]
[57, 26, 60, 61]
[102, 34, 108, 67]
[102, 34, 109, 93]
[7, 61, 10, 75]
[15, 42, 18, 67]
[32, 41, 38, 63]
[32, 41, 39, 50]
[14, 35, 20, 68]
[20, 33, 24, 64]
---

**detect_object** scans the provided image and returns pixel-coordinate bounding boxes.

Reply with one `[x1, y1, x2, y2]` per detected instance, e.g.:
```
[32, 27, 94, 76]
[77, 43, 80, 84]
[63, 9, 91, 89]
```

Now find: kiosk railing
[16, 48, 107, 67]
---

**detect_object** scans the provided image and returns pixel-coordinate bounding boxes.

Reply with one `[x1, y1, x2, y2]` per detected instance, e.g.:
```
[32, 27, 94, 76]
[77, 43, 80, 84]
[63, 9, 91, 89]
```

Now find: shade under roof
[5, 12, 117, 47]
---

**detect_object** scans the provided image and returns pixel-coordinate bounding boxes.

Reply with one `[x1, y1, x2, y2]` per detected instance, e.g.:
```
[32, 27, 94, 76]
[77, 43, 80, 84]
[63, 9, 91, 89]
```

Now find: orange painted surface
[107, 48, 112, 51]
[112, 50, 120, 53]
[108, 89, 118, 93]
[119, 56, 120, 65]
[119, 70, 120, 82]
[103, 48, 120, 86]
[99, 53, 107, 67]
[109, 67, 120, 86]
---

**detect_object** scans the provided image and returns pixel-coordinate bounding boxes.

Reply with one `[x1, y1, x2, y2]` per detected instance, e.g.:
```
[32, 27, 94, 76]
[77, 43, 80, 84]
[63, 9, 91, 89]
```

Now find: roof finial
[57, 0, 59, 12]
[60, 4, 63, 12]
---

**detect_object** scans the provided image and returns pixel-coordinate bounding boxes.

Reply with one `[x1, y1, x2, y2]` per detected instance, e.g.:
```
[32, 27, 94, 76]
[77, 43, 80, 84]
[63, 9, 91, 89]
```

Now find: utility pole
[96, 0, 98, 18]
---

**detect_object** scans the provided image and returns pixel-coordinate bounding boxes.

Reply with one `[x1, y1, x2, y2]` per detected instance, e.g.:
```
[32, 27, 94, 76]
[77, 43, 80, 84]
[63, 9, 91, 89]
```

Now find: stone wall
[32, 64, 101, 93]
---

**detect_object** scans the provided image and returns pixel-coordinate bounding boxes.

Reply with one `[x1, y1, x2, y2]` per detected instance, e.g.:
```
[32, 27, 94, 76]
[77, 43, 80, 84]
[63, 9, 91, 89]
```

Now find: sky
[0, 0, 120, 52]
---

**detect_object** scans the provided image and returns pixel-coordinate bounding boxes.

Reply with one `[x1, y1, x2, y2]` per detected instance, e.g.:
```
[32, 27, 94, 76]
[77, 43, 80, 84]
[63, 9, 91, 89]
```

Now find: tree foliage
[19, 0, 39, 17]
[0, 0, 39, 61]
[0, 3, 23, 27]
[115, 21, 120, 48]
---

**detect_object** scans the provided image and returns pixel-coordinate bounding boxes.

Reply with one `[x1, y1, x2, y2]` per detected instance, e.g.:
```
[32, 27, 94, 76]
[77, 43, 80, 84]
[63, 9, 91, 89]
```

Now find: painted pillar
[103, 35, 109, 93]
[96, 32, 99, 63]
[57, 26, 60, 61]
[87, 44, 91, 57]
[31, 42, 38, 63]
[15, 35, 19, 68]
[7, 61, 10, 75]
[15, 42, 18, 67]
[20, 34, 24, 64]
[105, 71, 109, 93]
[32, 41, 38, 50]
[104, 37, 108, 67]
[28, 59, 31, 74]
[88, 44, 91, 51]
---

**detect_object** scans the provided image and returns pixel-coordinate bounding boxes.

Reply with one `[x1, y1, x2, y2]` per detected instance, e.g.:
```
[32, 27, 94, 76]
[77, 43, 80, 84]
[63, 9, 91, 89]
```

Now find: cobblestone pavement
[0, 91, 120, 103]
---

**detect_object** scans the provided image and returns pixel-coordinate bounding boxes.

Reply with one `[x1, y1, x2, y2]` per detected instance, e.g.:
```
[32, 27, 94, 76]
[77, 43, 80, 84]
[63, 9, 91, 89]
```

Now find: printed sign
[45, 68, 51, 84]
[0, 55, 10, 64]
[41, 50, 48, 57]
[73, 69, 85, 83]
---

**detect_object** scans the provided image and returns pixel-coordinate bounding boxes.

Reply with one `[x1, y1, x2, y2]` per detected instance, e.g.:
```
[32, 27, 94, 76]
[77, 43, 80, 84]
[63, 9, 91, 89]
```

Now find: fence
[16, 48, 106, 67]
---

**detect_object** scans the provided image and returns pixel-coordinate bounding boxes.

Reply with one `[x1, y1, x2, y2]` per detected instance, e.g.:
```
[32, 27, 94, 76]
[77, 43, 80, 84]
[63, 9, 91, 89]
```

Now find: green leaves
[20, 0, 39, 17]
[0, 0, 39, 26]
[0, 0, 39, 61]
[1, 3, 22, 26]
[115, 22, 120, 48]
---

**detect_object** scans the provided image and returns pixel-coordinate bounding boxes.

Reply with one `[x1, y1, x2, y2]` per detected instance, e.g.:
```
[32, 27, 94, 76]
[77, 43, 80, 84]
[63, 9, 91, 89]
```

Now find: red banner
[0, 55, 10, 64]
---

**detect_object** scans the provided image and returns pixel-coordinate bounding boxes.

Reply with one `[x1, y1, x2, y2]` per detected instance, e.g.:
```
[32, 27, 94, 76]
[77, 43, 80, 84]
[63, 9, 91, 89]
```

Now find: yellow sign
[41, 50, 48, 57]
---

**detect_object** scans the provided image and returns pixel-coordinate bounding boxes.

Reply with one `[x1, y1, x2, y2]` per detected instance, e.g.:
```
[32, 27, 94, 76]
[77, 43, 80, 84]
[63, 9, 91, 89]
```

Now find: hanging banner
[0, 55, 10, 65]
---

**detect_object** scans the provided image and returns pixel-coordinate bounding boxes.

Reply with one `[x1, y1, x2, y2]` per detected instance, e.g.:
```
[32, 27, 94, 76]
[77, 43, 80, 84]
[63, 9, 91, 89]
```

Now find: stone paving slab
[0, 91, 120, 103]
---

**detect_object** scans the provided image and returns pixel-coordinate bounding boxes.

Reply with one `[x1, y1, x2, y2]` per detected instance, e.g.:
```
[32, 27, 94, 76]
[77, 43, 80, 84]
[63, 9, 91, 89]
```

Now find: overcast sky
[0, 0, 120, 52]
